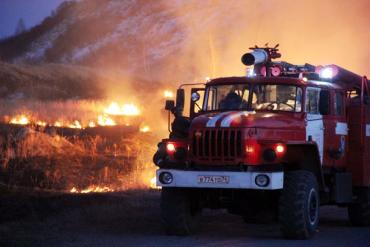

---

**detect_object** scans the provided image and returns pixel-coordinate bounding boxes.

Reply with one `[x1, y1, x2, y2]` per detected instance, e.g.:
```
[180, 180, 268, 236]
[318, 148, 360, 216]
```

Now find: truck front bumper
[156, 169, 284, 190]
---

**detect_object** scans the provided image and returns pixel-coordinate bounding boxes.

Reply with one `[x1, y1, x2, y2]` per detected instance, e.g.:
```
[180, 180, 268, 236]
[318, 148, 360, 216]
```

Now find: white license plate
[197, 175, 230, 184]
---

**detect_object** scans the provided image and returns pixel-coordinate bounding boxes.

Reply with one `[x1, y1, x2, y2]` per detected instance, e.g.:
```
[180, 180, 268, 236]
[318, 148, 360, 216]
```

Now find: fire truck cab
[154, 46, 370, 239]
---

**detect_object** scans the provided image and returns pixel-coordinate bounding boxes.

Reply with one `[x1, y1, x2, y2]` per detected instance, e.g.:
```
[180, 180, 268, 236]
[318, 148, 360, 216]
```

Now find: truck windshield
[203, 84, 302, 112]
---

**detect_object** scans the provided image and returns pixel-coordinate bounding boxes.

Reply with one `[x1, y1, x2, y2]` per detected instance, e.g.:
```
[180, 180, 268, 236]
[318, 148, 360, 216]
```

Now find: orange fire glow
[97, 114, 116, 126]
[88, 121, 96, 128]
[7, 102, 143, 129]
[164, 90, 174, 98]
[140, 125, 150, 133]
[70, 186, 114, 193]
[104, 102, 140, 116]
[54, 121, 62, 127]
[68, 120, 82, 129]
[10, 115, 30, 125]
[36, 121, 47, 127]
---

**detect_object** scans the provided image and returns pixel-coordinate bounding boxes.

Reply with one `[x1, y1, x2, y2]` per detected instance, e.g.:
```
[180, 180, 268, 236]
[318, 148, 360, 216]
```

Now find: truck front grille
[191, 129, 243, 160]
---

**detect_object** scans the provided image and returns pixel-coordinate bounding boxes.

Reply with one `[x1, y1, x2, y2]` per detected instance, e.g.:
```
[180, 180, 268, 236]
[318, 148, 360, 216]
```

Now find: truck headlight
[166, 143, 176, 153]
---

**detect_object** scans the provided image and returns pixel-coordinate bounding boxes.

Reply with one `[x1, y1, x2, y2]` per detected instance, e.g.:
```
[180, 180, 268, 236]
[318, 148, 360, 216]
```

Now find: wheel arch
[284, 143, 326, 191]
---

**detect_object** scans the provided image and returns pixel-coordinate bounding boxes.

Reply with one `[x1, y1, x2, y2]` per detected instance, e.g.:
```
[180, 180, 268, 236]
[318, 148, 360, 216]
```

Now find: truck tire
[279, 171, 320, 239]
[160, 187, 200, 235]
[348, 203, 370, 226]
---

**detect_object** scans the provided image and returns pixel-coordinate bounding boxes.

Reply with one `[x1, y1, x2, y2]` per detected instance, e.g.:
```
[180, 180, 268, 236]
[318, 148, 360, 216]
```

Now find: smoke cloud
[160, 0, 370, 79]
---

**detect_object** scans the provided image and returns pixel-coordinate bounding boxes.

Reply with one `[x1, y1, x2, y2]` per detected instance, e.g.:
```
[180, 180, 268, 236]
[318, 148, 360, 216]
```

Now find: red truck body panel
[347, 104, 370, 186]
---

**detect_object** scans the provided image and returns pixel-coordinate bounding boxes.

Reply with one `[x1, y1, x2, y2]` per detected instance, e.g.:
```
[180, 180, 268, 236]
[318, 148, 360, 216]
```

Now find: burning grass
[0, 123, 158, 193]
[0, 87, 177, 194]
[0, 62, 172, 194]
[0, 100, 144, 129]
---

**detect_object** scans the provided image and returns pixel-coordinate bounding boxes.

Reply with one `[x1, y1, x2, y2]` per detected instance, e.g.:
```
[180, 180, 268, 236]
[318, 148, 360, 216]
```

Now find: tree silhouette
[15, 18, 26, 35]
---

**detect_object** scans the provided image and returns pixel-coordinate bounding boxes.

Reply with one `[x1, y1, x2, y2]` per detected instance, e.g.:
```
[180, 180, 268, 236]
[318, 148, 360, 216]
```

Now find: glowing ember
[140, 125, 150, 133]
[36, 121, 47, 127]
[68, 120, 82, 129]
[70, 187, 78, 193]
[88, 121, 96, 128]
[10, 115, 29, 125]
[70, 185, 114, 193]
[164, 90, 174, 98]
[54, 121, 62, 127]
[98, 115, 116, 126]
[104, 102, 140, 116]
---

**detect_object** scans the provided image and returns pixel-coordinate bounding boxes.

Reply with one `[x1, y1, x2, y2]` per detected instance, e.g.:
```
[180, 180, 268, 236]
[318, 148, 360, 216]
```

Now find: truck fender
[284, 144, 326, 191]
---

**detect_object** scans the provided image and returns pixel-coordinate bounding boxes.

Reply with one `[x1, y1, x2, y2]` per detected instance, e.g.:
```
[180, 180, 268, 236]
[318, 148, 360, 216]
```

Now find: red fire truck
[153, 45, 370, 239]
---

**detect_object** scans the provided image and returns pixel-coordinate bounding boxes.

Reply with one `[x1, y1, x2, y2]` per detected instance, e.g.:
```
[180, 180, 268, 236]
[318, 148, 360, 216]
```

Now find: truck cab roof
[207, 76, 343, 90]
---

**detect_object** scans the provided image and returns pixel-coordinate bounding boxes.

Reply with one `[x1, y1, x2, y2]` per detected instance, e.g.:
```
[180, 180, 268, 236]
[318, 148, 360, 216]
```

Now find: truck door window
[305, 88, 320, 114]
[334, 92, 344, 116]
[204, 88, 216, 111]
[295, 87, 303, 112]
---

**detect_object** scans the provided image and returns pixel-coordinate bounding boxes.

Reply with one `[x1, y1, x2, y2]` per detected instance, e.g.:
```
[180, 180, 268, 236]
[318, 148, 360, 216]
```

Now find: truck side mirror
[319, 90, 330, 115]
[176, 89, 185, 114]
[191, 92, 200, 102]
[165, 100, 175, 110]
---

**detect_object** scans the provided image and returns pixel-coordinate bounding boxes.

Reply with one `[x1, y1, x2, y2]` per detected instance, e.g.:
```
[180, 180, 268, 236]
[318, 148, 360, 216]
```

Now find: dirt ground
[0, 190, 369, 247]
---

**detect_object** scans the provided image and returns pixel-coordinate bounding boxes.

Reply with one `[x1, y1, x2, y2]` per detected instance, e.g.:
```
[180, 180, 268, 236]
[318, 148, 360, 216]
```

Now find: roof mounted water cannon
[241, 44, 281, 66]
[241, 44, 282, 77]
[241, 49, 269, 66]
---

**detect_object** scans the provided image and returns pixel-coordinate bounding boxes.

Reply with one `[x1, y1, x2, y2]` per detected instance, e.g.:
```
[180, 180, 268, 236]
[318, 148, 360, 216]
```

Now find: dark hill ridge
[0, 61, 166, 102]
[0, 61, 106, 100]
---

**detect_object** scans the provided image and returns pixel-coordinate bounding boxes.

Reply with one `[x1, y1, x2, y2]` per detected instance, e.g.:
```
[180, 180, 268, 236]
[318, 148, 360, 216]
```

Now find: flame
[70, 185, 114, 193]
[68, 120, 82, 129]
[164, 90, 174, 98]
[104, 102, 121, 115]
[140, 125, 150, 133]
[104, 102, 140, 116]
[10, 115, 29, 125]
[97, 115, 116, 126]
[36, 121, 47, 127]
[7, 101, 141, 129]
[88, 121, 96, 128]
[121, 103, 140, 116]
[70, 187, 78, 193]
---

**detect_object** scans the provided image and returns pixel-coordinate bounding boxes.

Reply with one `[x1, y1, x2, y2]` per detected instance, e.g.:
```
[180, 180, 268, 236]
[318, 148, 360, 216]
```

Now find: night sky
[0, 0, 65, 38]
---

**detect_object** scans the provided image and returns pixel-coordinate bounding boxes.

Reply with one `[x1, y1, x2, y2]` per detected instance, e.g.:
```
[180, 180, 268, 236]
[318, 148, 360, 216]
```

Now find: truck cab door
[305, 87, 325, 164]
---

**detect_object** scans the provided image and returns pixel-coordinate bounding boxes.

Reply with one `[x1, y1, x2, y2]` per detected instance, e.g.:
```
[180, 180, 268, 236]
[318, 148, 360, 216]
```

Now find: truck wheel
[279, 171, 320, 239]
[160, 187, 200, 235]
[348, 203, 370, 226]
